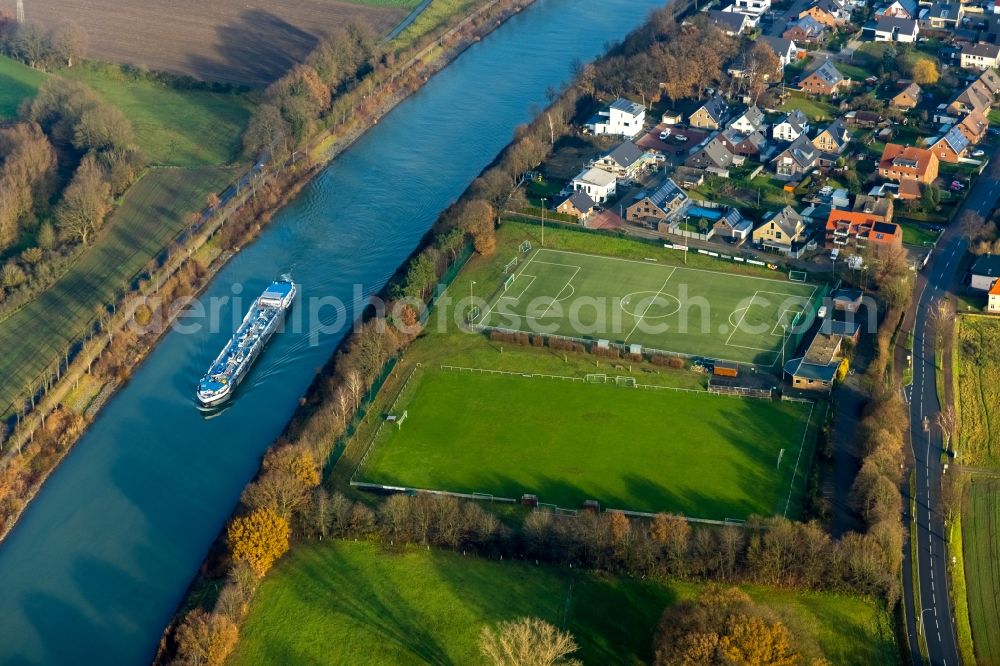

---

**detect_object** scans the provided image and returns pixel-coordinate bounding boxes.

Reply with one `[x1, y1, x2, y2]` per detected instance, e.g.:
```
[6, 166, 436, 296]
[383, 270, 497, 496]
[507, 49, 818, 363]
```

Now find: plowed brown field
[8, 0, 406, 86]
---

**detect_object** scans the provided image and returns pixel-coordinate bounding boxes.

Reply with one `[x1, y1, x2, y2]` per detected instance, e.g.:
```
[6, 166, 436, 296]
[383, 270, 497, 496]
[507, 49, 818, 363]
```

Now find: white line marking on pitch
[726, 290, 759, 346]
[624, 270, 676, 343]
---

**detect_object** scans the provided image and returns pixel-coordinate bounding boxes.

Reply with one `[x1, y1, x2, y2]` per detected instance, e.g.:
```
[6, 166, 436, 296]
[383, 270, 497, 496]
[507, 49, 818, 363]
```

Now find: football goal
[614, 376, 637, 388]
[467, 304, 481, 324]
[585, 373, 607, 384]
[504, 274, 516, 291]
[788, 270, 808, 283]
[519, 240, 532, 254]
[503, 256, 518, 274]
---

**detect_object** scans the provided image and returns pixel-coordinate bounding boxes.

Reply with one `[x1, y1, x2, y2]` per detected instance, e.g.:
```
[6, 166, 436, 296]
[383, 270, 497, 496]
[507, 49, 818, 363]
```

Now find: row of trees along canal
[157, 5, 907, 663]
[0, 0, 538, 540]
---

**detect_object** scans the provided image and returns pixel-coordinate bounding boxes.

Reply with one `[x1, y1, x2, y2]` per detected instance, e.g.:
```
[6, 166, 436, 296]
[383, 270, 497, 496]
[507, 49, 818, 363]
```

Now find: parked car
[972, 149, 985, 157]
[673, 134, 688, 143]
[659, 128, 671, 140]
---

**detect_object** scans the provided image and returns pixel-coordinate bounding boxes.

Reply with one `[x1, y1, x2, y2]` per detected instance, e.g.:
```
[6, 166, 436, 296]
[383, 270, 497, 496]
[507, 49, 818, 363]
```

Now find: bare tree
[937, 404, 958, 454]
[50, 22, 86, 67]
[479, 617, 581, 666]
[345, 368, 364, 410]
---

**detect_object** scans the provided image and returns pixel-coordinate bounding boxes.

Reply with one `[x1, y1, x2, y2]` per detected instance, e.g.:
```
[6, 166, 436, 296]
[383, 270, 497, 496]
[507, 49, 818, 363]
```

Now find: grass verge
[0, 55, 45, 118]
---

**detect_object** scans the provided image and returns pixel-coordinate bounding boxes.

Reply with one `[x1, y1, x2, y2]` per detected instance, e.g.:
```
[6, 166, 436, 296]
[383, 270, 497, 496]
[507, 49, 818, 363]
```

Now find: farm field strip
[963, 479, 1000, 666]
[480, 248, 817, 366]
[0, 167, 235, 416]
[358, 366, 814, 520]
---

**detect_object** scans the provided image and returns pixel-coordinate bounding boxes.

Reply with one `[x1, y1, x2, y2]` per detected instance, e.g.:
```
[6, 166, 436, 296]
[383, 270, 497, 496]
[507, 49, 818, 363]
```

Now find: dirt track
[7, 0, 406, 86]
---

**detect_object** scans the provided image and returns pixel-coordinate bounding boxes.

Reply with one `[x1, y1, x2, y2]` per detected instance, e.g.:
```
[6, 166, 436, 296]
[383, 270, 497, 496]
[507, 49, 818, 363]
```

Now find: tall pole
[469, 280, 476, 325]
[16, 0, 24, 23]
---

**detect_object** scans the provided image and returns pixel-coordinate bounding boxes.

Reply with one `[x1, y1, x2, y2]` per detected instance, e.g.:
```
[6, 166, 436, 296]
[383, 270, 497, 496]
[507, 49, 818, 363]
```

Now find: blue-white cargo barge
[196, 281, 296, 407]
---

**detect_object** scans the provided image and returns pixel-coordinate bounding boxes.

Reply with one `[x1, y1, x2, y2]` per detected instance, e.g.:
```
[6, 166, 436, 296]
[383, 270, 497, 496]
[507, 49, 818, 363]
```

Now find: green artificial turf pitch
[479, 248, 818, 367]
[359, 368, 814, 520]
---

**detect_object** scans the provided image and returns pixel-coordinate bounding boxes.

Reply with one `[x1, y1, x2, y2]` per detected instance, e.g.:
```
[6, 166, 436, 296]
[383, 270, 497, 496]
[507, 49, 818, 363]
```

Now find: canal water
[0, 0, 666, 662]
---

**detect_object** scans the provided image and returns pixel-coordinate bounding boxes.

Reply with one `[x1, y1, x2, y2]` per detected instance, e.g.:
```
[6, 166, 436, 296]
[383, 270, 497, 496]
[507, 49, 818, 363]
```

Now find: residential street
[900, 153, 1000, 665]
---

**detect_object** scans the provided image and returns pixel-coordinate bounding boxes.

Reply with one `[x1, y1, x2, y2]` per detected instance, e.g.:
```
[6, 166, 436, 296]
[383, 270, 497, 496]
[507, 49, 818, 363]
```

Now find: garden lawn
[779, 93, 837, 122]
[0, 55, 45, 118]
[963, 478, 1000, 666]
[58, 63, 252, 167]
[360, 367, 814, 519]
[900, 221, 941, 247]
[228, 540, 897, 665]
[0, 167, 234, 417]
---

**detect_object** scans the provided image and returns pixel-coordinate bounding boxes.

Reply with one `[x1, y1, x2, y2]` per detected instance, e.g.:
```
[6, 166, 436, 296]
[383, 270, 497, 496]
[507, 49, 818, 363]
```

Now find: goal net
[504, 274, 515, 291]
[504, 256, 518, 274]
[614, 376, 637, 387]
[788, 270, 808, 283]
[519, 240, 532, 254]
[467, 304, 481, 323]
[396, 410, 408, 429]
[585, 373, 607, 383]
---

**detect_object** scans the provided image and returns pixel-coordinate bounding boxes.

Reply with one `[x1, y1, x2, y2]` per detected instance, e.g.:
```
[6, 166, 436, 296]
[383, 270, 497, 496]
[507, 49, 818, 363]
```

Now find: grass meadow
[963, 478, 1000, 666]
[0, 55, 45, 118]
[956, 316, 1000, 467]
[359, 367, 814, 520]
[0, 167, 234, 416]
[228, 540, 897, 666]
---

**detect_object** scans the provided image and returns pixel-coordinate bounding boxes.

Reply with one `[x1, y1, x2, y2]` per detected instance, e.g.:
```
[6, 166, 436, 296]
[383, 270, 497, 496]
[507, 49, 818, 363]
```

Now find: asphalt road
[901, 157, 1000, 665]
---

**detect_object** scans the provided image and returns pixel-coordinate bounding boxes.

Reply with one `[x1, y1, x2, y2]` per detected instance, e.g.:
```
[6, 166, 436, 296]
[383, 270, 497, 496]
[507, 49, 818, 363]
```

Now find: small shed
[582, 500, 600, 513]
[521, 494, 538, 508]
[713, 361, 739, 378]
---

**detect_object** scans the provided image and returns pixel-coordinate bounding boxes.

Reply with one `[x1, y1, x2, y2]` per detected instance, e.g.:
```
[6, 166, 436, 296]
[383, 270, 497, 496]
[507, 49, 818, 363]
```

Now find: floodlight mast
[17, 0, 25, 23]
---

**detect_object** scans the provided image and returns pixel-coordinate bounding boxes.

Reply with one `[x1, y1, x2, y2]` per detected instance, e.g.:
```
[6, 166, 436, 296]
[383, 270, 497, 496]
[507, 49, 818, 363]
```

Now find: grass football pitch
[359, 368, 814, 520]
[228, 540, 897, 665]
[479, 248, 818, 367]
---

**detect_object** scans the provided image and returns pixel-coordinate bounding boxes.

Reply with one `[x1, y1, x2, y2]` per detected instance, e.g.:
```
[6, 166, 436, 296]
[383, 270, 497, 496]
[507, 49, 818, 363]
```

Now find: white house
[874, 15, 919, 42]
[587, 98, 646, 138]
[772, 110, 810, 142]
[729, 105, 767, 135]
[758, 36, 799, 68]
[961, 42, 1000, 70]
[734, 0, 770, 15]
[571, 167, 617, 203]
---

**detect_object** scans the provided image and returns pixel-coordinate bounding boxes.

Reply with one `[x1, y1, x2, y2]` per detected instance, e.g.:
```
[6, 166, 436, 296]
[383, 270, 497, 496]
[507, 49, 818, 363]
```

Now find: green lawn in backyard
[899, 221, 941, 247]
[779, 93, 837, 122]
[359, 366, 814, 519]
[228, 540, 896, 665]
[0, 167, 234, 417]
[479, 247, 818, 366]
[58, 62, 252, 167]
[0, 55, 45, 118]
[962, 478, 1000, 666]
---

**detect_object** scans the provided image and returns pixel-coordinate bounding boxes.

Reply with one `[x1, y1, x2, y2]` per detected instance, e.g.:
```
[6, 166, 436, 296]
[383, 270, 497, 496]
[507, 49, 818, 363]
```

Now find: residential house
[969, 253, 1000, 290]
[962, 42, 1000, 70]
[773, 109, 810, 142]
[571, 167, 617, 203]
[947, 78, 993, 115]
[734, 0, 771, 15]
[892, 82, 922, 109]
[845, 110, 883, 128]
[799, 0, 849, 27]
[878, 143, 939, 185]
[759, 36, 800, 68]
[881, 0, 918, 19]
[553, 192, 596, 222]
[709, 9, 752, 35]
[712, 207, 754, 240]
[920, 1, 964, 31]
[874, 15, 919, 42]
[719, 127, 769, 157]
[956, 110, 990, 144]
[978, 68, 1000, 95]
[784, 15, 828, 43]
[592, 141, 649, 180]
[852, 194, 894, 222]
[989, 280, 1000, 313]
[689, 95, 728, 130]
[753, 205, 807, 253]
[812, 117, 851, 163]
[625, 178, 688, 230]
[772, 134, 818, 179]
[799, 60, 849, 97]
[729, 105, 767, 135]
[685, 136, 739, 172]
[586, 98, 646, 138]
[825, 210, 903, 253]
[930, 125, 970, 163]
[831, 287, 864, 312]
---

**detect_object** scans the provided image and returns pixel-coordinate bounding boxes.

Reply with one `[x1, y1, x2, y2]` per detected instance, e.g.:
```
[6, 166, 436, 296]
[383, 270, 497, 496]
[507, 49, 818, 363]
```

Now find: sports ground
[478, 248, 819, 367]
[358, 367, 815, 520]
